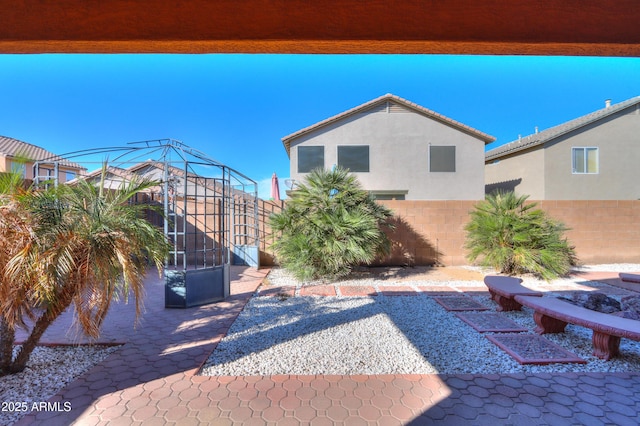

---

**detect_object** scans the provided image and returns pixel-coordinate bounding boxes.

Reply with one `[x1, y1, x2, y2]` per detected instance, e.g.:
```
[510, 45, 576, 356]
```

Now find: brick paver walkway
[13, 268, 640, 425]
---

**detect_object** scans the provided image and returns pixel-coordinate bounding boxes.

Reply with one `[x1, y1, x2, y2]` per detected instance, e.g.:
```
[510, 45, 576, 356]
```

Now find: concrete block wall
[258, 199, 285, 266]
[376, 200, 476, 266]
[258, 199, 640, 267]
[536, 200, 640, 264]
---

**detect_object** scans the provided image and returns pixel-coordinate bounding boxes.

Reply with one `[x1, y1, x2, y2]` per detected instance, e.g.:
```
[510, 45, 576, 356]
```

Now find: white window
[370, 191, 407, 200]
[8, 160, 26, 177]
[572, 147, 598, 174]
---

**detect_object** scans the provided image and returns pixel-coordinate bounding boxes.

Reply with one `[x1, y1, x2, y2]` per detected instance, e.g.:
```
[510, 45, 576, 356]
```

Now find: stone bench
[515, 295, 640, 360]
[484, 275, 543, 311]
[620, 273, 640, 284]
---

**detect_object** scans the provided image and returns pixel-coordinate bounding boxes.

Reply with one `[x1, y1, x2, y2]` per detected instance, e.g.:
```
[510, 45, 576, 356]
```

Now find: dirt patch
[351, 265, 487, 282]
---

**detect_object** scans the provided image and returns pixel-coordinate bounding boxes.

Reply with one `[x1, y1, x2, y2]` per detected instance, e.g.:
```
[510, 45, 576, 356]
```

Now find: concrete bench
[620, 273, 640, 284]
[515, 295, 640, 360]
[484, 275, 543, 311]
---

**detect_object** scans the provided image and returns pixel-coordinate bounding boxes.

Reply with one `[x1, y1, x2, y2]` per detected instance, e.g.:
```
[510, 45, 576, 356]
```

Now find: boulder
[559, 292, 621, 314]
[613, 310, 640, 321]
[621, 295, 640, 314]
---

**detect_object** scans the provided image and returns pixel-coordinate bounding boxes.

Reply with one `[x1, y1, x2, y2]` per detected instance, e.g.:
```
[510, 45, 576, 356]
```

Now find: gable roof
[77, 160, 252, 199]
[75, 165, 137, 182]
[0, 135, 85, 170]
[281, 93, 496, 156]
[485, 96, 640, 162]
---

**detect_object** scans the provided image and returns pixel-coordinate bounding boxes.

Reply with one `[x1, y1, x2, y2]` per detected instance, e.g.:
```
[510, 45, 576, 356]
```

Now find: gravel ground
[572, 263, 640, 272]
[0, 345, 119, 426]
[3, 265, 639, 425]
[200, 265, 640, 377]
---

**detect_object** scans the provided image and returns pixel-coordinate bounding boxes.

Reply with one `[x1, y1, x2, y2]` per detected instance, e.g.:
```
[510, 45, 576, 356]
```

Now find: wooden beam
[1, 0, 640, 56]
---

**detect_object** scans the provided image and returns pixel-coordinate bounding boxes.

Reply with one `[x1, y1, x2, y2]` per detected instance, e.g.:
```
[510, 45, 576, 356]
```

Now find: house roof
[485, 96, 640, 162]
[0, 135, 85, 170]
[76, 165, 137, 182]
[281, 93, 496, 156]
[78, 160, 252, 199]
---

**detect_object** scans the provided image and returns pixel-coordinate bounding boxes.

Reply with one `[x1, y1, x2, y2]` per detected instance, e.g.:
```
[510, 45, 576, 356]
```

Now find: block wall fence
[257, 199, 640, 267]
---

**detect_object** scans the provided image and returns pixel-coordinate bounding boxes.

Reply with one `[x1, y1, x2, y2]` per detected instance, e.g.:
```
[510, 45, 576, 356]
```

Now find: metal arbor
[33, 139, 260, 308]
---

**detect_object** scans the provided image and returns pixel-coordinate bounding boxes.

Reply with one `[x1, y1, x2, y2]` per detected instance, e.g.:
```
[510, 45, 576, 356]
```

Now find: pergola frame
[34, 139, 260, 308]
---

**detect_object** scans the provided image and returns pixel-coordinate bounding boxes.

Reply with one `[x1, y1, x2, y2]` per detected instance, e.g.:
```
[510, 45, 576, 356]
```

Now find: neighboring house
[79, 160, 245, 199]
[0, 135, 86, 183]
[485, 96, 640, 200]
[281, 94, 495, 200]
[78, 160, 260, 267]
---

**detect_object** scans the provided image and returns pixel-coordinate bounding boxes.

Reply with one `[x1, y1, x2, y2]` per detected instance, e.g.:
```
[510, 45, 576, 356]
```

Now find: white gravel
[201, 266, 640, 377]
[0, 345, 119, 426]
[572, 263, 640, 272]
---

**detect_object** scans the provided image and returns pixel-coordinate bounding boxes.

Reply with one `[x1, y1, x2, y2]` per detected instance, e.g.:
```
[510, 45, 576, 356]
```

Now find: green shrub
[464, 191, 577, 280]
[269, 167, 394, 281]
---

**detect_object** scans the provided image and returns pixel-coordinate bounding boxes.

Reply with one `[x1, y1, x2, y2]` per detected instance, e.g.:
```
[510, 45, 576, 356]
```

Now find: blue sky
[1, 54, 639, 198]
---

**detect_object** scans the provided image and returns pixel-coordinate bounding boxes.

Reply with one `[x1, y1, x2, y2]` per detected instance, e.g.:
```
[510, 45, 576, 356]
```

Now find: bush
[1, 166, 169, 375]
[464, 191, 577, 280]
[269, 167, 394, 281]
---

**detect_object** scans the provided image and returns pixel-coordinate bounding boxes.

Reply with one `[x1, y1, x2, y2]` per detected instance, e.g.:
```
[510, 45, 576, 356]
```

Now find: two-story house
[282, 94, 495, 200]
[485, 96, 640, 199]
[0, 135, 86, 184]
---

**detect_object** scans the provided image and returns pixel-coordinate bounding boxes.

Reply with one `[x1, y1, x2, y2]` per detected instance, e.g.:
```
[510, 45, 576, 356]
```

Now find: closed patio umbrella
[271, 172, 281, 201]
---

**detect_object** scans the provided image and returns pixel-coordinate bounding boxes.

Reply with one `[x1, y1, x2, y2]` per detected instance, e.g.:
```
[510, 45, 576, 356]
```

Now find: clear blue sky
[1, 54, 639, 198]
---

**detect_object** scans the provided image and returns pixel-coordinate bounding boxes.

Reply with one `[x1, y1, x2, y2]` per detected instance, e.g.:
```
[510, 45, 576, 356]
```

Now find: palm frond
[270, 166, 393, 281]
[465, 190, 577, 280]
[1, 163, 170, 374]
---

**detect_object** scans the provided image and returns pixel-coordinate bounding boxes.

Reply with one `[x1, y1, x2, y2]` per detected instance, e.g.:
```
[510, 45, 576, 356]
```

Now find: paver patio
[12, 268, 640, 425]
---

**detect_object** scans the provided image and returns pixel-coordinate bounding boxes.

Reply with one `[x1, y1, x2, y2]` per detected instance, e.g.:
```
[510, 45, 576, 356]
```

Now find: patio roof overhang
[1, 0, 640, 56]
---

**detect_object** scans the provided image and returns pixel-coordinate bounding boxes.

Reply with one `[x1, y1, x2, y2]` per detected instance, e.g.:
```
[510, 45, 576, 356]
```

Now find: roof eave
[486, 96, 640, 162]
[282, 94, 495, 156]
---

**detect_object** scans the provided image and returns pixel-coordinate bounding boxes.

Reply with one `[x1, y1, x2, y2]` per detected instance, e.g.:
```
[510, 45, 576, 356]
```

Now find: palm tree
[464, 191, 577, 280]
[270, 167, 394, 281]
[0, 166, 170, 375]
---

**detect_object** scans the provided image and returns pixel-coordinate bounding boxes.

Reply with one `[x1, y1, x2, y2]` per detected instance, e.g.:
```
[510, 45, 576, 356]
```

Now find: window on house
[430, 145, 456, 172]
[297, 146, 324, 173]
[8, 160, 26, 177]
[66, 171, 76, 181]
[371, 191, 407, 200]
[572, 147, 598, 174]
[337, 145, 369, 172]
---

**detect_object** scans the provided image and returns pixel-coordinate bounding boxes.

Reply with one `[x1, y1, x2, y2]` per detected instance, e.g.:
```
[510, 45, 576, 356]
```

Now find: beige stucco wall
[544, 109, 640, 200]
[289, 103, 487, 200]
[484, 147, 545, 198]
[0, 155, 81, 183]
[0, 156, 11, 174]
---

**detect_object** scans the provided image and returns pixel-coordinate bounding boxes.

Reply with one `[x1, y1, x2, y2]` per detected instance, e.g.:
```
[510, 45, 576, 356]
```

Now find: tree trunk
[0, 318, 16, 375]
[8, 295, 73, 374]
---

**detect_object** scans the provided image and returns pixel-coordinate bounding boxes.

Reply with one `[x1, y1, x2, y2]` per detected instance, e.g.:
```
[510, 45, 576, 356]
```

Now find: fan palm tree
[1, 166, 170, 375]
[270, 167, 394, 281]
[464, 191, 577, 280]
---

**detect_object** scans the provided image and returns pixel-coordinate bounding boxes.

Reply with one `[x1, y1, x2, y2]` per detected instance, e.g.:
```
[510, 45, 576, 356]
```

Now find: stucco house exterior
[282, 94, 495, 200]
[0, 135, 86, 184]
[485, 96, 640, 200]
